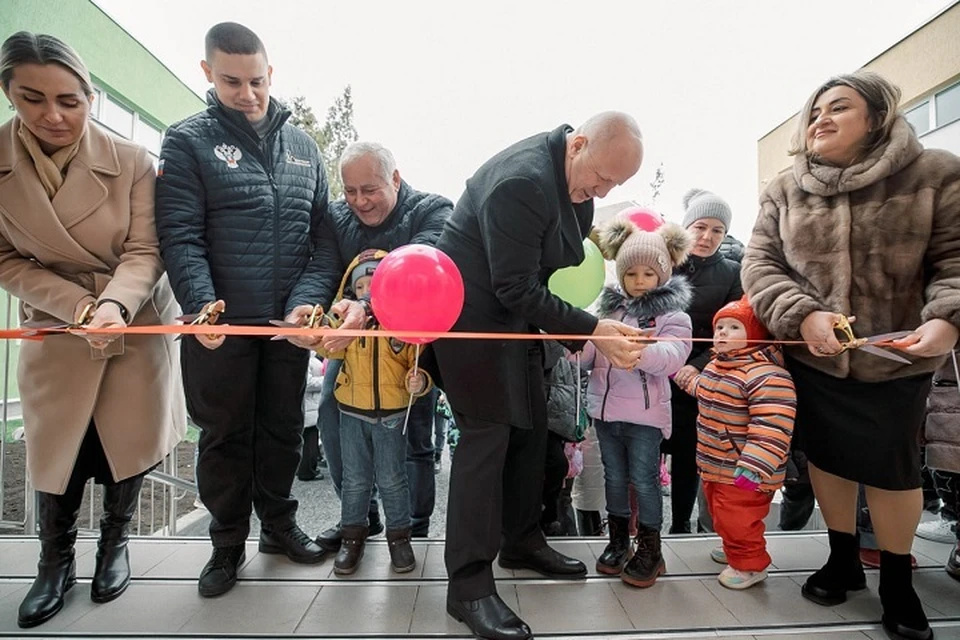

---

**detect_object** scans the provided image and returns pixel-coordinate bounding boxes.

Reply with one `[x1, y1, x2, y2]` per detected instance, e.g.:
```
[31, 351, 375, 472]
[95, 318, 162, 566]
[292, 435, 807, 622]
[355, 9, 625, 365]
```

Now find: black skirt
[787, 357, 932, 490]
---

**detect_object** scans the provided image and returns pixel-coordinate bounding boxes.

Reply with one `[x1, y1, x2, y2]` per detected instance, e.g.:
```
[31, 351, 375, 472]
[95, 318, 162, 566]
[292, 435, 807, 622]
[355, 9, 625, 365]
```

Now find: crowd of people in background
[1, 19, 958, 640]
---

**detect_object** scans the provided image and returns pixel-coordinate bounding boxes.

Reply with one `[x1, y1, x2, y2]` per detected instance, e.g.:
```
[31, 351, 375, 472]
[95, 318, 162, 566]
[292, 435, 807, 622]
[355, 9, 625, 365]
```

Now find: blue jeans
[340, 412, 411, 531]
[318, 359, 379, 516]
[595, 420, 663, 529]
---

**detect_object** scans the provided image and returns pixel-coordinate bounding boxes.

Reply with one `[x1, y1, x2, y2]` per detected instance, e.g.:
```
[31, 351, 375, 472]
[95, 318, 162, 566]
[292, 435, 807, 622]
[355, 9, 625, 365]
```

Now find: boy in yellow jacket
[317, 249, 431, 576]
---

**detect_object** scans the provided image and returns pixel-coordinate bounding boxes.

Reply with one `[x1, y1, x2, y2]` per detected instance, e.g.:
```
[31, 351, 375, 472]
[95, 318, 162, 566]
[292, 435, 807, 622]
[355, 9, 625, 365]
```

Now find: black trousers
[445, 350, 548, 601]
[663, 386, 699, 533]
[182, 336, 309, 547]
[541, 431, 568, 525]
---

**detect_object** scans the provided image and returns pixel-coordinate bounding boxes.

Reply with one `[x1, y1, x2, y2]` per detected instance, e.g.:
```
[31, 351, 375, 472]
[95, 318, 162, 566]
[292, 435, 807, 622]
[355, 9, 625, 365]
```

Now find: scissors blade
[859, 344, 912, 365]
[269, 319, 299, 340]
[21, 319, 71, 330]
[863, 330, 913, 345]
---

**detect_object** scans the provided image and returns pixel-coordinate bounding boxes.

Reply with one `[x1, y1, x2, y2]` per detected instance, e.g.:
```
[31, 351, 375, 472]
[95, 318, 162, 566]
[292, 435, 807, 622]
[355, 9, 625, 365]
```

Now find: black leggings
[663, 388, 699, 533]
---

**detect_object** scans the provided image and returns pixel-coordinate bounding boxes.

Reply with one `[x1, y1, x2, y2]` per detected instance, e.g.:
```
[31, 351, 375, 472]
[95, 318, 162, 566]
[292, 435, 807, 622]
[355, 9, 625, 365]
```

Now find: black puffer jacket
[319, 181, 453, 307]
[155, 90, 336, 323]
[674, 251, 743, 371]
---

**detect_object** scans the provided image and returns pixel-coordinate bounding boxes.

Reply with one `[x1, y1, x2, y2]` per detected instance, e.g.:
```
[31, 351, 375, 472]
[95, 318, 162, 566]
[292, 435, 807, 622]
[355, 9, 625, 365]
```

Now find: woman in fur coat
[743, 71, 960, 640]
[575, 220, 692, 588]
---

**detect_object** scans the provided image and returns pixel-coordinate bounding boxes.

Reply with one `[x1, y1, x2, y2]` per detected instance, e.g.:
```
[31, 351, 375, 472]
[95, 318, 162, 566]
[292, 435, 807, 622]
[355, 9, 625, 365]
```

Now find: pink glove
[733, 467, 760, 492]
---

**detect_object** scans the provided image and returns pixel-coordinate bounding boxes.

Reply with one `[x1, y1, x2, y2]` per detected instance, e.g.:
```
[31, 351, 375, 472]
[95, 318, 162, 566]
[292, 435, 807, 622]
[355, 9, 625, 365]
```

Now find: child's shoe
[596, 514, 631, 575]
[620, 524, 665, 588]
[718, 566, 767, 590]
[333, 525, 368, 576]
[947, 541, 960, 582]
[710, 546, 727, 564]
[386, 528, 416, 573]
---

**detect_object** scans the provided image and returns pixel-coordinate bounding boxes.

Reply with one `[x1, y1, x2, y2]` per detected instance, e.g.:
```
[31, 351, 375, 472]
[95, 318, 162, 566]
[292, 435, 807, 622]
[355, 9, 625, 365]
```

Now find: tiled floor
[0, 533, 958, 638]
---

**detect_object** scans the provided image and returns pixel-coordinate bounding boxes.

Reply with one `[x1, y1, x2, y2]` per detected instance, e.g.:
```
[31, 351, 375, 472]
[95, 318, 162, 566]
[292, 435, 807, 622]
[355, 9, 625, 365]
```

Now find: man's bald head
[566, 111, 644, 203]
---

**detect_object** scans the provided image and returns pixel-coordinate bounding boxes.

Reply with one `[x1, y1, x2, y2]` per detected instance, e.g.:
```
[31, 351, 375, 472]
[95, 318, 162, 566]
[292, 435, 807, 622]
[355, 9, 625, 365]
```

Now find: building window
[135, 120, 163, 157]
[935, 82, 960, 129]
[905, 101, 930, 135]
[99, 95, 135, 138]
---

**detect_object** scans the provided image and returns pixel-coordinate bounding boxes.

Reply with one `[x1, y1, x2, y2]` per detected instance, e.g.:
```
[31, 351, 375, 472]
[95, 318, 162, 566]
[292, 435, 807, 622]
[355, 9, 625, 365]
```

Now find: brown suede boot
[333, 525, 368, 576]
[386, 528, 416, 573]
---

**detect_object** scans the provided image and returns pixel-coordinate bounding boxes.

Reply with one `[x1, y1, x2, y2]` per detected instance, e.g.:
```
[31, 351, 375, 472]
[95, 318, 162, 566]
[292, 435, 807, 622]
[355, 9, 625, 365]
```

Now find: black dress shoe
[198, 545, 245, 598]
[498, 545, 587, 579]
[446, 594, 532, 640]
[259, 524, 327, 564]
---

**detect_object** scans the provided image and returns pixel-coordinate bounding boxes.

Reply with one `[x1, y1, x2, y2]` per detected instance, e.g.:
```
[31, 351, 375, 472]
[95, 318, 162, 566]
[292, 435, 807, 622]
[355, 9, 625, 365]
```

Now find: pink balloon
[370, 245, 465, 345]
[619, 206, 664, 232]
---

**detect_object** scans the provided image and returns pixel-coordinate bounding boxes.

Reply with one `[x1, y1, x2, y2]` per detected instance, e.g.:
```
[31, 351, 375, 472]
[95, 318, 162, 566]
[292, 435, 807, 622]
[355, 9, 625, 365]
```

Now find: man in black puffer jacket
[313, 142, 453, 551]
[155, 23, 335, 598]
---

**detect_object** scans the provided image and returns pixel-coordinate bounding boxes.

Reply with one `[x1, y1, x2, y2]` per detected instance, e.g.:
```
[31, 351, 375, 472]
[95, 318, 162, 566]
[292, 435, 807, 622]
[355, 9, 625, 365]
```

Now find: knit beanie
[682, 188, 733, 232]
[598, 220, 691, 287]
[713, 296, 770, 343]
[349, 258, 381, 293]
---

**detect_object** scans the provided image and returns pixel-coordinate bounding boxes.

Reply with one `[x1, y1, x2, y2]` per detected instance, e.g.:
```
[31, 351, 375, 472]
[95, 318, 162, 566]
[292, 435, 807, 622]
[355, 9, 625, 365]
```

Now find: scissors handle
[833, 315, 866, 352]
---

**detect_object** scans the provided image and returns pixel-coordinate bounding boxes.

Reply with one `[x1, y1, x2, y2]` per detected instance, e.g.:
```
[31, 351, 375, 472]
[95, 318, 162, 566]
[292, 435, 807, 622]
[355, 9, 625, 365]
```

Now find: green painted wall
[0, 0, 203, 128]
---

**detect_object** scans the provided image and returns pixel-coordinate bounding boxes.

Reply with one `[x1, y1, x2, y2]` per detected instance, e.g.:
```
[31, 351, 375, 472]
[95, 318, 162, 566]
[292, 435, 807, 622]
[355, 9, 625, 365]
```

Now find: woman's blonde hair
[789, 71, 901, 160]
[1, 31, 93, 96]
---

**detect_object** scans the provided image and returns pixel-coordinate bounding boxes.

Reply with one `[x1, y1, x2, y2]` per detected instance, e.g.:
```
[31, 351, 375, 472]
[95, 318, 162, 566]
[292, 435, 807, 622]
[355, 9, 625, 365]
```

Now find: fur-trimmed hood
[596, 274, 692, 321]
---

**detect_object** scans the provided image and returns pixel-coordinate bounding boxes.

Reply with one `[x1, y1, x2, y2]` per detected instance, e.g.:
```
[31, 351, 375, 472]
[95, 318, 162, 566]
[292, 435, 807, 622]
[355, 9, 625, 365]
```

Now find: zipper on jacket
[372, 336, 381, 412]
[262, 138, 281, 319]
[639, 371, 650, 410]
[600, 365, 613, 422]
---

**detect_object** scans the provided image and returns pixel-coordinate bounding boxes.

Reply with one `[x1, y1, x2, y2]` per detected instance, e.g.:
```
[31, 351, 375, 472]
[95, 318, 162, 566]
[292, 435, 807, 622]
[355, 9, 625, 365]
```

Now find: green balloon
[548, 239, 606, 308]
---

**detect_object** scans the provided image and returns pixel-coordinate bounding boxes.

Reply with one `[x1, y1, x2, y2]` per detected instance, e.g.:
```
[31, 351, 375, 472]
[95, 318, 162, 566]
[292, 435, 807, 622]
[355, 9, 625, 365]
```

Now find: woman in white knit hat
[664, 188, 743, 533]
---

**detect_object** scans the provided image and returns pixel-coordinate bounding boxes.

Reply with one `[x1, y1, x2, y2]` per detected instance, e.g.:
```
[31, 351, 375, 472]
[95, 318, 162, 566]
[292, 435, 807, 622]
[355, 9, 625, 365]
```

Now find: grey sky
[95, 0, 950, 240]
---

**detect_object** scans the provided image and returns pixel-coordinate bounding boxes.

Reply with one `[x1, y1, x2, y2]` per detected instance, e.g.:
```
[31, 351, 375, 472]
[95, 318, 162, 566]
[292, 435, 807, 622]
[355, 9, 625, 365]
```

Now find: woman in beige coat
[743, 71, 960, 640]
[0, 32, 185, 628]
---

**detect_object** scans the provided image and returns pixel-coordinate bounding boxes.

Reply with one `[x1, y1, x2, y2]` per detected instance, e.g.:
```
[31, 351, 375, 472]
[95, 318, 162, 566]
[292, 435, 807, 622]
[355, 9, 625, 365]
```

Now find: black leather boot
[91, 475, 143, 603]
[880, 550, 933, 640]
[596, 514, 631, 575]
[386, 528, 416, 573]
[368, 507, 384, 536]
[18, 492, 80, 628]
[802, 529, 867, 606]
[575, 509, 603, 536]
[621, 523, 665, 588]
[316, 521, 343, 552]
[333, 525, 368, 575]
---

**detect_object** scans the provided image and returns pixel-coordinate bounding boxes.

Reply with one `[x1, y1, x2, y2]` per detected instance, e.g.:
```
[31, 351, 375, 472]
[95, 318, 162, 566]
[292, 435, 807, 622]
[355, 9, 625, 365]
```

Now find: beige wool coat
[743, 117, 960, 382]
[0, 118, 185, 494]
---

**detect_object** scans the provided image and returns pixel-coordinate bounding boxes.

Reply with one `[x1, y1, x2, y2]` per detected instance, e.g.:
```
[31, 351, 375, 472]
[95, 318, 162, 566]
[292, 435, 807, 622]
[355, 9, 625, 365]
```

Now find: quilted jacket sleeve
[286, 153, 341, 312]
[154, 126, 216, 315]
[408, 193, 453, 247]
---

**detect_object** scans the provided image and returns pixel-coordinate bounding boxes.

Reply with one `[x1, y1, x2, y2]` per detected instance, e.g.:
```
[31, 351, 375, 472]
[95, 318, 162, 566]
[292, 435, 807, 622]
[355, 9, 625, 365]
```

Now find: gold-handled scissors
[268, 304, 338, 340]
[176, 301, 225, 341]
[20, 301, 97, 334]
[833, 315, 913, 364]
